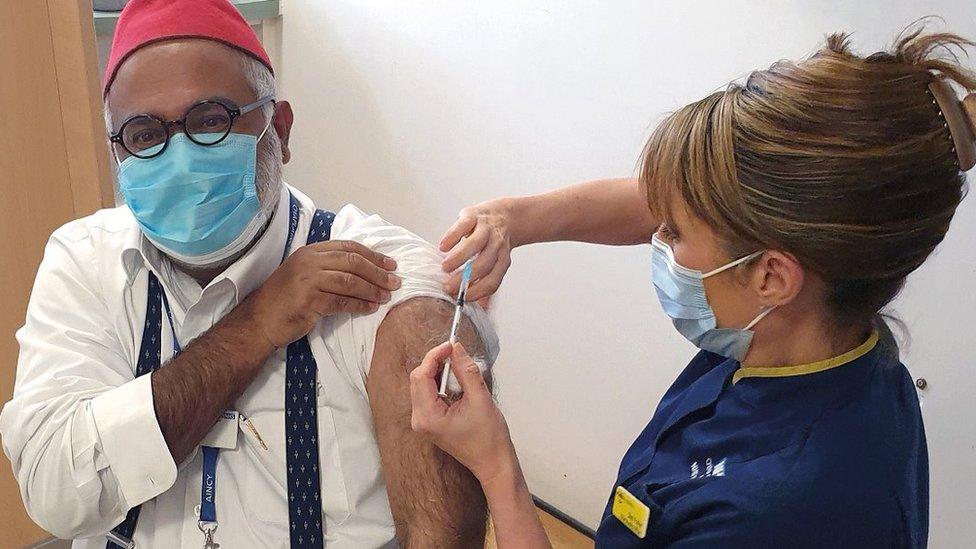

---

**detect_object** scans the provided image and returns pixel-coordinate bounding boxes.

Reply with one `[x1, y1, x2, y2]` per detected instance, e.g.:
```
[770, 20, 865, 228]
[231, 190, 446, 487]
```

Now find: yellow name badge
[612, 486, 650, 539]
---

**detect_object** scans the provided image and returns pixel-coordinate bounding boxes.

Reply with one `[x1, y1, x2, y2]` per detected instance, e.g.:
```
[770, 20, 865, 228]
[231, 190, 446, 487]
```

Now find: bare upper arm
[367, 296, 492, 548]
[371, 296, 490, 385]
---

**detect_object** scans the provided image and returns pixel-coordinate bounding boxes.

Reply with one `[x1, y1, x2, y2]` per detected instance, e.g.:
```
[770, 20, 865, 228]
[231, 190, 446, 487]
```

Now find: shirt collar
[732, 330, 879, 384]
[121, 184, 294, 303]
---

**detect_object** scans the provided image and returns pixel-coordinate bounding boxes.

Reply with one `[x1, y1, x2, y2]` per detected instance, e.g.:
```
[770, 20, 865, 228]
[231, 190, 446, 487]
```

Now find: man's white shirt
[0, 184, 497, 548]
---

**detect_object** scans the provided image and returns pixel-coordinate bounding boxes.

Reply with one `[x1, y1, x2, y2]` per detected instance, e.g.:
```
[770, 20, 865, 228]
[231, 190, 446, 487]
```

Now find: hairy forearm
[151, 299, 275, 462]
[481, 455, 552, 549]
[509, 177, 657, 247]
[369, 298, 491, 548]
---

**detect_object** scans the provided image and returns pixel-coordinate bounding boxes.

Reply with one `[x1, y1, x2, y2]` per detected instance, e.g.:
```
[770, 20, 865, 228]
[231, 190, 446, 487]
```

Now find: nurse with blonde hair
[412, 28, 975, 547]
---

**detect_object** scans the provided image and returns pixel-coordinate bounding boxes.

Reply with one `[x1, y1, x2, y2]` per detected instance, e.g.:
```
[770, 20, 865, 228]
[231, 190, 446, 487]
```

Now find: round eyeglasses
[109, 96, 275, 159]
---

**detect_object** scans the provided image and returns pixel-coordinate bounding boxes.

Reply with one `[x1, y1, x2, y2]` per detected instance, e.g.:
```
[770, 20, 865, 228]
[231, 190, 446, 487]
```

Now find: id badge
[612, 485, 650, 539]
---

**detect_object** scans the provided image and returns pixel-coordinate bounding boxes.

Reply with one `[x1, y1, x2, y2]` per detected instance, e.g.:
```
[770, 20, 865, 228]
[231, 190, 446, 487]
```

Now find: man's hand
[243, 240, 402, 348]
[153, 240, 400, 462]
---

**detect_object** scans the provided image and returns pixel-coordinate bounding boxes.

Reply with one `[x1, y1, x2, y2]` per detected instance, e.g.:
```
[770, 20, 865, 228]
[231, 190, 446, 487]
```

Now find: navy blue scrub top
[595, 332, 928, 548]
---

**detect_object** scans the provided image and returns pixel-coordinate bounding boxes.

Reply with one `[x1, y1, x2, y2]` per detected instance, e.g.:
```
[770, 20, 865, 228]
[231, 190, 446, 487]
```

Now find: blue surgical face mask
[118, 126, 271, 266]
[651, 234, 774, 362]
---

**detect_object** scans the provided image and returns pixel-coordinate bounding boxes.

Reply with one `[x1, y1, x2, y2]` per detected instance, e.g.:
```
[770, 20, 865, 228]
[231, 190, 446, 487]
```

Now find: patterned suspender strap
[107, 274, 164, 548]
[285, 209, 334, 548]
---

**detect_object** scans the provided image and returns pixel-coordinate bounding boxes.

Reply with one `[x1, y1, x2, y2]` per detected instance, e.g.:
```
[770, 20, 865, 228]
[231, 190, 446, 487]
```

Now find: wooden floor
[27, 509, 594, 549]
[486, 507, 594, 549]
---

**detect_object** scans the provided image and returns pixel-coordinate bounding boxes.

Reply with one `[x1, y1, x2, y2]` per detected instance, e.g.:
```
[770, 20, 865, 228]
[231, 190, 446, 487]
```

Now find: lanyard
[156, 194, 301, 548]
[198, 446, 219, 548]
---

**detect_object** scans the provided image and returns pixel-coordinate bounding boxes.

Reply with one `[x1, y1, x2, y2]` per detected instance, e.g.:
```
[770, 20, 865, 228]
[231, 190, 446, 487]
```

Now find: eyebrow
[118, 96, 241, 124]
[208, 96, 240, 108]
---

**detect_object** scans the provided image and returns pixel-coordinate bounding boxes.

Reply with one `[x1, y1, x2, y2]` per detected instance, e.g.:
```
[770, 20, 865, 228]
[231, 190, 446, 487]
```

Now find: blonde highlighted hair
[642, 25, 975, 325]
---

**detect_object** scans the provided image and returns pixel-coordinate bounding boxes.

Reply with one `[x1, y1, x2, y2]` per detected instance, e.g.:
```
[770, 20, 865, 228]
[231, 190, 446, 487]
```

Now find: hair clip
[928, 76, 976, 171]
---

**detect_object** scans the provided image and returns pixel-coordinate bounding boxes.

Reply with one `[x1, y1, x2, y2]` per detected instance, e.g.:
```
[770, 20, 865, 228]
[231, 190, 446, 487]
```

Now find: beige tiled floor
[486, 508, 594, 549]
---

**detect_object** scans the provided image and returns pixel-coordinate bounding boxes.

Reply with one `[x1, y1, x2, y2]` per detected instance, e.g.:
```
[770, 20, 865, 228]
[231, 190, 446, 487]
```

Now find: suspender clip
[105, 530, 135, 549]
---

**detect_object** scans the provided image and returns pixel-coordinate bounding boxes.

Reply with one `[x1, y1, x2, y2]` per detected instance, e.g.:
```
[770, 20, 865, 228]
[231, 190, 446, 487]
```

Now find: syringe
[438, 258, 474, 396]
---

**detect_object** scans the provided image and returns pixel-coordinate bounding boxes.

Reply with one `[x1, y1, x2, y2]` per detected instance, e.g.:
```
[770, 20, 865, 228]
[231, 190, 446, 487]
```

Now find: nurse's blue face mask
[651, 234, 775, 362]
[112, 96, 275, 266]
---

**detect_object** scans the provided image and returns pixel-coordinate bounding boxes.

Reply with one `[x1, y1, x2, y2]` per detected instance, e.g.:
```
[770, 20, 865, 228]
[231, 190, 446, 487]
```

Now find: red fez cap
[103, 0, 273, 95]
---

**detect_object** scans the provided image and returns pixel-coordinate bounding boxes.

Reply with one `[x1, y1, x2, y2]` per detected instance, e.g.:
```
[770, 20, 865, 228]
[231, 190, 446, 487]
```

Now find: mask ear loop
[744, 304, 777, 330]
[704, 249, 777, 330]
[257, 116, 274, 143]
[702, 249, 764, 279]
[258, 99, 278, 143]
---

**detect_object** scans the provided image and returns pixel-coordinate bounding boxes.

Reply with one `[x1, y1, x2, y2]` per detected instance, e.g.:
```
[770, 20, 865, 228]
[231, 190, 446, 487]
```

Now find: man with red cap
[0, 0, 498, 547]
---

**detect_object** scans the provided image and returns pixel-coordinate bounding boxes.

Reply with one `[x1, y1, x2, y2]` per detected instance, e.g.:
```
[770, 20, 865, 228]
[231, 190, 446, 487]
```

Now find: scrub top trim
[732, 330, 879, 384]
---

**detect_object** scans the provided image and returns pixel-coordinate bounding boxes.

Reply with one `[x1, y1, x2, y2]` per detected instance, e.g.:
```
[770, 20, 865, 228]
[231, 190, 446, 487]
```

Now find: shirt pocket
[243, 403, 352, 528]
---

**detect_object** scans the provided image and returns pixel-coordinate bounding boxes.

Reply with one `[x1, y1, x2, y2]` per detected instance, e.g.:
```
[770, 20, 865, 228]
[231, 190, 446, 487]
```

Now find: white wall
[271, 1, 976, 544]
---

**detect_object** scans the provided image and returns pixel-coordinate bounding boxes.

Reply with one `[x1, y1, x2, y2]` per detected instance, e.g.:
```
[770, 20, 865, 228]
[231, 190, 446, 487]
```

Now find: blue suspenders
[107, 196, 335, 549]
[104, 275, 166, 549]
[283, 207, 334, 549]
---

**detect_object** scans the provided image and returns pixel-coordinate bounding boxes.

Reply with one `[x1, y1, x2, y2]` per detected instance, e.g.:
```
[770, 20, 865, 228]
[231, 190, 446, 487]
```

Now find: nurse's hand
[441, 179, 656, 302]
[412, 342, 553, 549]
[410, 341, 517, 484]
[440, 199, 515, 303]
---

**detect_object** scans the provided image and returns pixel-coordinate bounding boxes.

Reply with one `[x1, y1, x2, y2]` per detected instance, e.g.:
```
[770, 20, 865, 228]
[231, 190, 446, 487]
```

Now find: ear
[272, 100, 295, 164]
[751, 250, 804, 307]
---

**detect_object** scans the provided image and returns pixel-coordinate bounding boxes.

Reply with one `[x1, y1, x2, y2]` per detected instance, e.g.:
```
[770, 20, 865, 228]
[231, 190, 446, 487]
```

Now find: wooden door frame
[0, 1, 113, 546]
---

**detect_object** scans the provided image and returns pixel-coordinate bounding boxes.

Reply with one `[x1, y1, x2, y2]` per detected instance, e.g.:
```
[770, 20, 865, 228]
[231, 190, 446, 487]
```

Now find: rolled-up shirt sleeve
[321, 205, 500, 394]
[0, 223, 176, 539]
